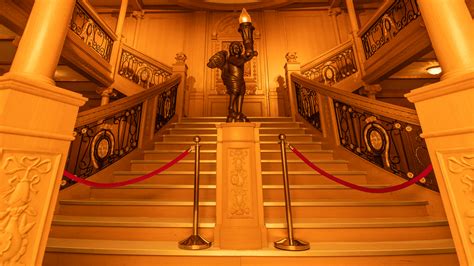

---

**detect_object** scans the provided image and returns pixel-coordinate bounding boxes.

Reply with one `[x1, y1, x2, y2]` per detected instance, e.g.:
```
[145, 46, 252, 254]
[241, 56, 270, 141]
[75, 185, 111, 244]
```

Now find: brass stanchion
[178, 136, 212, 250]
[274, 134, 310, 251]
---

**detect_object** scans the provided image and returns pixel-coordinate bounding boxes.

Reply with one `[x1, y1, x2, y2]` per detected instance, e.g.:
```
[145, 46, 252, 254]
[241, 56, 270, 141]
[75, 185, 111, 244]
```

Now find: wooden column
[0, 0, 86, 265]
[406, 1, 474, 265]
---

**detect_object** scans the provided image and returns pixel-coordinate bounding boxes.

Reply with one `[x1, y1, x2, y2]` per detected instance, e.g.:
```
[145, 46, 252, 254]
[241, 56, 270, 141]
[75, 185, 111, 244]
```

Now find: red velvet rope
[289, 145, 433, 193]
[63, 147, 192, 188]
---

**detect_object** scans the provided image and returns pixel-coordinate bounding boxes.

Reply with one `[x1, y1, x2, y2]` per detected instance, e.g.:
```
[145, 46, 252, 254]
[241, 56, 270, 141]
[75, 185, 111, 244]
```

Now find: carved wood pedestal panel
[215, 123, 267, 249]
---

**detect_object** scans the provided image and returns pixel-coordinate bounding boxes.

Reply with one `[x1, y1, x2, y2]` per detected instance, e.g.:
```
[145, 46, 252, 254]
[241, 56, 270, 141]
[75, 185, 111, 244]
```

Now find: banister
[120, 43, 173, 74]
[358, 0, 396, 37]
[76, 0, 118, 42]
[75, 74, 180, 127]
[291, 73, 419, 125]
[300, 40, 353, 72]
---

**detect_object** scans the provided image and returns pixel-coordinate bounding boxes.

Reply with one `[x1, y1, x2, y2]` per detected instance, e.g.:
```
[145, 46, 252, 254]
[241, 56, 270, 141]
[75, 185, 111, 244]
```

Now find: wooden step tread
[46, 238, 455, 257]
[130, 159, 216, 164]
[144, 150, 216, 153]
[264, 200, 428, 207]
[265, 217, 449, 228]
[262, 184, 387, 189]
[262, 170, 366, 175]
[59, 199, 216, 206]
[114, 170, 216, 175]
[52, 216, 215, 227]
[91, 184, 216, 189]
[261, 150, 332, 153]
[261, 159, 347, 163]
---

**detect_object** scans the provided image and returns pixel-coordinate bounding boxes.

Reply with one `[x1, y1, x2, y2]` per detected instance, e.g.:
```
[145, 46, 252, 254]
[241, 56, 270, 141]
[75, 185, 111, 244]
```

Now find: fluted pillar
[0, 0, 86, 265]
[406, 1, 474, 265]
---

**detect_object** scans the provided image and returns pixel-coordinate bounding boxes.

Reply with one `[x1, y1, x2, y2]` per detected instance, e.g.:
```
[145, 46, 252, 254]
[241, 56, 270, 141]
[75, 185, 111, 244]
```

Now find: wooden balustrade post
[406, 1, 474, 264]
[344, 0, 366, 78]
[284, 52, 301, 121]
[0, 0, 87, 265]
[173, 52, 188, 122]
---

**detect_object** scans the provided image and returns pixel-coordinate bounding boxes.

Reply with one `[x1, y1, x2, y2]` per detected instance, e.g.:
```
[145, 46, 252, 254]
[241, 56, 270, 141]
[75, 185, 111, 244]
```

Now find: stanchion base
[274, 238, 310, 251]
[178, 234, 212, 250]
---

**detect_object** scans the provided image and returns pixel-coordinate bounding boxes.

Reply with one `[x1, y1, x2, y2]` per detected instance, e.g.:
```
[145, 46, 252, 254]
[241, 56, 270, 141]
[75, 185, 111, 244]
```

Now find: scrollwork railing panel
[301, 46, 357, 86]
[69, 2, 114, 62]
[333, 100, 437, 191]
[295, 82, 321, 131]
[62, 103, 143, 189]
[155, 83, 178, 132]
[361, 0, 421, 59]
[118, 49, 173, 89]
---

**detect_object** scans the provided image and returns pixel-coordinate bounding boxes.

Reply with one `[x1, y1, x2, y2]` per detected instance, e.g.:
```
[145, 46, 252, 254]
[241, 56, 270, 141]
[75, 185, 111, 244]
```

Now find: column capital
[131, 10, 145, 20]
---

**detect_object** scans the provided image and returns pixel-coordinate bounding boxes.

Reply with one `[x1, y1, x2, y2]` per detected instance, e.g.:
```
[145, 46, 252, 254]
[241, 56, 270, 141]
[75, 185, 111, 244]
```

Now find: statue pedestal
[214, 122, 267, 249]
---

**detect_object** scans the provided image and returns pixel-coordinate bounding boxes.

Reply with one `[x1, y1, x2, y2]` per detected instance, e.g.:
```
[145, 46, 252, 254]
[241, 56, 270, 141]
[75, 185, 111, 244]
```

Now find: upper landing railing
[359, 0, 421, 60]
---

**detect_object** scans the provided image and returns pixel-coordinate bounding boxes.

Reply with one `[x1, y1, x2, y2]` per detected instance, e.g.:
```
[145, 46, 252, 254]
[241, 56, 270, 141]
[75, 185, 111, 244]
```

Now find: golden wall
[100, 9, 375, 117]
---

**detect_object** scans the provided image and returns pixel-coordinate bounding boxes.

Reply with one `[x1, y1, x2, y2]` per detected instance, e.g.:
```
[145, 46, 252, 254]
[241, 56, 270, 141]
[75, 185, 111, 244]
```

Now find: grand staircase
[44, 117, 458, 266]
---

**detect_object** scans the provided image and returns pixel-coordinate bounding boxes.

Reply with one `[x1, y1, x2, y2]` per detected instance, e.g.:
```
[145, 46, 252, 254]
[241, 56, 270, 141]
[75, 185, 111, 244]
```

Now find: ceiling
[88, 0, 382, 11]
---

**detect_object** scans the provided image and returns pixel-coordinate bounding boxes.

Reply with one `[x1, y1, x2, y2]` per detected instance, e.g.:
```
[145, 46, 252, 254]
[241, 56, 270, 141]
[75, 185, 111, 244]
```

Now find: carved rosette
[175, 52, 187, 64]
[228, 149, 251, 218]
[0, 150, 58, 265]
[436, 148, 474, 246]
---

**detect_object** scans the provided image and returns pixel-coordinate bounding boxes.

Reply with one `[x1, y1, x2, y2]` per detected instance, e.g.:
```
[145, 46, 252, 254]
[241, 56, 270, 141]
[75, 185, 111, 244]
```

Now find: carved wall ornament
[228, 149, 251, 217]
[0, 155, 52, 265]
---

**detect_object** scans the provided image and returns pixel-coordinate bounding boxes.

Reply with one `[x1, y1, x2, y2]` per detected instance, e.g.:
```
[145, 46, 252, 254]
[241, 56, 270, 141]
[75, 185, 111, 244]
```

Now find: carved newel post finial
[175, 52, 187, 64]
[206, 8, 258, 123]
[285, 52, 298, 64]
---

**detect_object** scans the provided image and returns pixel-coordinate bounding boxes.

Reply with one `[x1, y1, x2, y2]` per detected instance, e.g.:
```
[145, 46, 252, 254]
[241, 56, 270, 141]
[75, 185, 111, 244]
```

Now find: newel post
[173, 52, 188, 122]
[284, 52, 301, 121]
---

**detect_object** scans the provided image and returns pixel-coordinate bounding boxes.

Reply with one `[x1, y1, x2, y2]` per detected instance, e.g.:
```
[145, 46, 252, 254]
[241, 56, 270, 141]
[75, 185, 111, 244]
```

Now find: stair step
[163, 134, 217, 142]
[144, 150, 216, 160]
[130, 159, 216, 171]
[50, 216, 215, 241]
[45, 238, 457, 266]
[261, 149, 334, 160]
[113, 170, 216, 184]
[260, 133, 315, 142]
[265, 217, 451, 242]
[259, 127, 307, 134]
[263, 184, 390, 200]
[262, 170, 367, 185]
[172, 121, 305, 129]
[154, 141, 216, 150]
[261, 159, 348, 171]
[166, 128, 217, 134]
[90, 184, 216, 200]
[260, 141, 323, 150]
[58, 199, 216, 218]
[263, 200, 429, 218]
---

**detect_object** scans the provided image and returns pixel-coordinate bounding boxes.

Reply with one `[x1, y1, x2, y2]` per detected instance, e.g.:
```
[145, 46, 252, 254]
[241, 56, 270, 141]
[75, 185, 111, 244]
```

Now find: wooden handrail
[358, 0, 395, 37]
[120, 43, 173, 74]
[76, 74, 181, 127]
[291, 73, 419, 125]
[300, 40, 353, 72]
[77, 0, 118, 42]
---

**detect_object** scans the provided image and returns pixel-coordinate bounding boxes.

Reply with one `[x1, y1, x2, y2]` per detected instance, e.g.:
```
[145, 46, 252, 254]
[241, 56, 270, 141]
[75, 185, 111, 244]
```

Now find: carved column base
[406, 72, 474, 265]
[214, 122, 267, 249]
[0, 76, 86, 265]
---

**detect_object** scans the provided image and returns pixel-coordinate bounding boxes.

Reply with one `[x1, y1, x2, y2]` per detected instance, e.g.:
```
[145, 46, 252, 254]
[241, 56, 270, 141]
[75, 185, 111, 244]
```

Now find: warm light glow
[426, 66, 442, 75]
[239, 8, 251, 23]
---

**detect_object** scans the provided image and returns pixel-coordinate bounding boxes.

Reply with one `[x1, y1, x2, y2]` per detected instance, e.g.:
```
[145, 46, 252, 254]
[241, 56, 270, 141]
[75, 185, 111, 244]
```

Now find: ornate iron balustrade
[118, 49, 173, 89]
[361, 0, 420, 59]
[302, 46, 357, 86]
[62, 104, 143, 189]
[295, 82, 321, 131]
[333, 100, 437, 191]
[291, 74, 437, 192]
[69, 1, 114, 62]
[155, 83, 179, 132]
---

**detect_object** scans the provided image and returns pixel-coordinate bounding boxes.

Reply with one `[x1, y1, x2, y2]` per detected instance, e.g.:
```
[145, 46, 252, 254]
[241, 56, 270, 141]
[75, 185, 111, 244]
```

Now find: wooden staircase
[44, 117, 458, 266]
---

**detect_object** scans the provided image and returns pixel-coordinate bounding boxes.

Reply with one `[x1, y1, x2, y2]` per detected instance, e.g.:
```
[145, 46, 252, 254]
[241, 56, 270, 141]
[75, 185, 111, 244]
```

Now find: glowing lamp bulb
[426, 66, 442, 75]
[239, 8, 251, 23]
